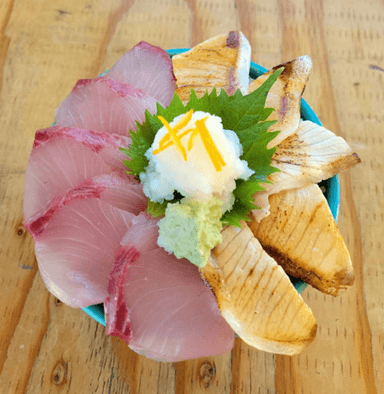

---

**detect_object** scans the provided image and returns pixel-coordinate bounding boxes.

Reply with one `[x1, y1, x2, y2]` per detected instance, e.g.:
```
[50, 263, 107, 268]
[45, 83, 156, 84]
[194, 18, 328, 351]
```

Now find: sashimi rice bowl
[24, 31, 360, 361]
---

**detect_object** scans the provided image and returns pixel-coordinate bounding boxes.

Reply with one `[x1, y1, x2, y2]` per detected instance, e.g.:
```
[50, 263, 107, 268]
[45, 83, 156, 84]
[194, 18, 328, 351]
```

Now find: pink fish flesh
[33, 125, 131, 150]
[54, 77, 158, 136]
[33, 126, 132, 173]
[24, 136, 110, 220]
[23, 40, 235, 361]
[25, 174, 147, 238]
[106, 41, 176, 107]
[24, 129, 136, 221]
[105, 217, 235, 362]
[33, 126, 131, 172]
[34, 197, 135, 308]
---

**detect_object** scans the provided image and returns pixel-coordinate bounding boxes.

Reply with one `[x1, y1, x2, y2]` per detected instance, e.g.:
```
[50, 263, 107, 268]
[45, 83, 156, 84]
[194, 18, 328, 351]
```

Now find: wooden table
[0, 0, 382, 393]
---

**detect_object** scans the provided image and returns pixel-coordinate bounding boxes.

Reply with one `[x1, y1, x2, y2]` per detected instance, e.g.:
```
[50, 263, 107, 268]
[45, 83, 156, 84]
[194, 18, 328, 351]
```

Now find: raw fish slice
[252, 120, 361, 221]
[120, 214, 159, 252]
[105, 217, 235, 362]
[173, 31, 251, 103]
[25, 174, 147, 238]
[107, 41, 176, 107]
[93, 173, 147, 214]
[105, 246, 140, 343]
[200, 223, 317, 356]
[33, 126, 131, 172]
[55, 77, 158, 136]
[248, 56, 312, 148]
[249, 184, 354, 296]
[35, 199, 134, 308]
[24, 137, 110, 220]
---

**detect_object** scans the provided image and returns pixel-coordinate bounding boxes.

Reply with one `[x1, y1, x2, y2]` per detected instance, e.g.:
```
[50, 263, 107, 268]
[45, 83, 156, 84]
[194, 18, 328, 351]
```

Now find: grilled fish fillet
[249, 184, 354, 296]
[172, 31, 251, 103]
[200, 223, 317, 355]
[248, 56, 312, 148]
[252, 120, 361, 222]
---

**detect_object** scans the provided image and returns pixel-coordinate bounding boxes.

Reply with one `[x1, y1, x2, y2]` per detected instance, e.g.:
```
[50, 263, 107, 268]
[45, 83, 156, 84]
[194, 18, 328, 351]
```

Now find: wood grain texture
[0, 0, 382, 393]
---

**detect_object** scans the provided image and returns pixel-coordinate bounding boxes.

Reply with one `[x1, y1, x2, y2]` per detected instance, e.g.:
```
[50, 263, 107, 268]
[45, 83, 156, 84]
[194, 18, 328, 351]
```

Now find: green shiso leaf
[147, 199, 167, 217]
[122, 68, 283, 227]
[120, 110, 160, 174]
[220, 67, 284, 131]
[221, 177, 264, 227]
[156, 94, 185, 121]
[221, 178, 264, 227]
[147, 191, 184, 218]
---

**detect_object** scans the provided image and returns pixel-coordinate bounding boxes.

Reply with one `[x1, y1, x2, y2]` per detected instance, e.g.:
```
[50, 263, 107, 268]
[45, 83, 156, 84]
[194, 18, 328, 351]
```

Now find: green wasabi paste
[157, 198, 223, 267]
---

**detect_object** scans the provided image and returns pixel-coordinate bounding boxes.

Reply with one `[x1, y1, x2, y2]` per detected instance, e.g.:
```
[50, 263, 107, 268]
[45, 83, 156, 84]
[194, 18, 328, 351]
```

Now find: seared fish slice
[248, 56, 312, 148]
[252, 120, 361, 222]
[249, 184, 354, 296]
[200, 223, 317, 355]
[172, 31, 251, 103]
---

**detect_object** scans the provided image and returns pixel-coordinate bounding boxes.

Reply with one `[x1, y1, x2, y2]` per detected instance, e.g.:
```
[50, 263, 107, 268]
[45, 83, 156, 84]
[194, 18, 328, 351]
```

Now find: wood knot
[16, 225, 25, 237]
[52, 360, 67, 387]
[199, 361, 216, 388]
[55, 298, 62, 306]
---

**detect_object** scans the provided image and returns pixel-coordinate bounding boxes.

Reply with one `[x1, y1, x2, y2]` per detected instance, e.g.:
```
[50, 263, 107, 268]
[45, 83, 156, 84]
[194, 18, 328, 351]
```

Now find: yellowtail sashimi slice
[249, 184, 354, 296]
[172, 31, 251, 103]
[252, 120, 361, 222]
[106, 41, 176, 107]
[24, 137, 110, 221]
[33, 126, 131, 173]
[24, 129, 136, 221]
[248, 56, 312, 148]
[105, 217, 235, 362]
[34, 198, 134, 308]
[26, 174, 147, 306]
[200, 223, 317, 355]
[93, 173, 146, 214]
[24, 173, 146, 239]
[55, 77, 158, 136]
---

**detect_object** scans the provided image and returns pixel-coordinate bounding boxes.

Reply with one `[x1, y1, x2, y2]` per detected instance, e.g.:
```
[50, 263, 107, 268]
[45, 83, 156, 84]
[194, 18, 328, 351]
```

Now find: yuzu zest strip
[195, 117, 226, 171]
[153, 128, 194, 154]
[157, 115, 187, 161]
[158, 109, 193, 147]
[152, 112, 226, 172]
[188, 128, 199, 151]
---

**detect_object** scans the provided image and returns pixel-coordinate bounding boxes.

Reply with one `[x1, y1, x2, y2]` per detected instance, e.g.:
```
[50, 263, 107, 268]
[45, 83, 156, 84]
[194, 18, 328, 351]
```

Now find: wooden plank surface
[0, 0, 383, 392]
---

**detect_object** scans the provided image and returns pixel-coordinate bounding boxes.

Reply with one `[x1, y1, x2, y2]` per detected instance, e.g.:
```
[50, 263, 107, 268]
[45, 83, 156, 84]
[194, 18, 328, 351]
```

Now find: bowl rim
[81, 48, 340, 326]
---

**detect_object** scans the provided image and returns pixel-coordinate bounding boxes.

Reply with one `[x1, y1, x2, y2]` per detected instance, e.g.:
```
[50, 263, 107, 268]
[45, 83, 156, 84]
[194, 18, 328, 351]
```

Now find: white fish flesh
[201, 223, 317, 355]
[248, 56, 312, 148]
[249, 184, 354, 296]
[252, 120, 361, 222]
[172, 31, 251, 104]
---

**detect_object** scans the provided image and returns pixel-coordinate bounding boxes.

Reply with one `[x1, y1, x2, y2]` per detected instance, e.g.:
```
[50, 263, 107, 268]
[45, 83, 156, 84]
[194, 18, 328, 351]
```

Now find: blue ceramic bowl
[81, 49, 340, 326]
